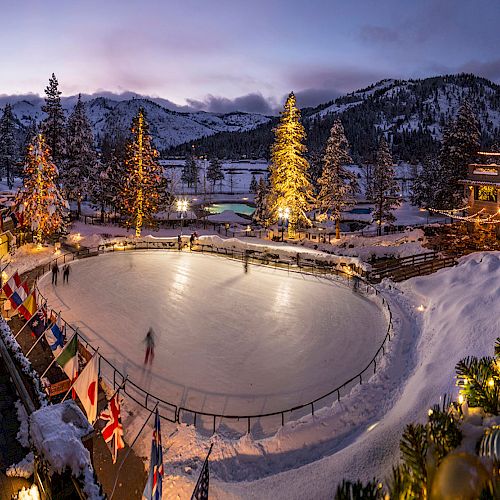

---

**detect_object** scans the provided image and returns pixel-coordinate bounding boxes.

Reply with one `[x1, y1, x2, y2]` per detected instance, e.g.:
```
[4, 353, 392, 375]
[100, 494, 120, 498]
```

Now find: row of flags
[2, 271, 211, 499]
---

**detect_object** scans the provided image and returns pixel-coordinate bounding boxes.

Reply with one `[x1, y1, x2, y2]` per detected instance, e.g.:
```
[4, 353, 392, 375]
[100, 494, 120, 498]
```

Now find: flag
[27, 303, 49, 337]
[8, 281, 29, 310]
[73, 353, 99, 424]
[191, 445, 212, 500]
[45, 313, 65, 354]
[56, 333, 79, 382]
[18, 290, 37, 321]
[99, 394, 125, 464]
[142, 410, 164, 500]
[2, 271, 21, 298]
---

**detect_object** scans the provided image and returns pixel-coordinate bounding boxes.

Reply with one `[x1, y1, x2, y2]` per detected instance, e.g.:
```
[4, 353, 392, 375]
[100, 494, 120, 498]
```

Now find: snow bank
[29, 400, 104, 500]
[7, 452, 34, 479]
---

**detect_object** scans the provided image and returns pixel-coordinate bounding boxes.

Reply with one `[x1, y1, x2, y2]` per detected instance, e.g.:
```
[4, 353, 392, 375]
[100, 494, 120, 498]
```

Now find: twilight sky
[0, 0, 499, 113]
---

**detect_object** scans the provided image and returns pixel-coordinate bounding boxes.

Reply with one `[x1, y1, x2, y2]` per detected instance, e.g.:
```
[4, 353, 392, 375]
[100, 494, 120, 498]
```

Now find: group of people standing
[177, 232, 199, 251]
[51, 262, 70, 285]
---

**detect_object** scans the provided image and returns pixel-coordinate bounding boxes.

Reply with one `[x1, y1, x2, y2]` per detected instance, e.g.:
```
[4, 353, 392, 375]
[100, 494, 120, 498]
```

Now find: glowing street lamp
[278, 207, 290, 241]
[177, 199, 189, 235]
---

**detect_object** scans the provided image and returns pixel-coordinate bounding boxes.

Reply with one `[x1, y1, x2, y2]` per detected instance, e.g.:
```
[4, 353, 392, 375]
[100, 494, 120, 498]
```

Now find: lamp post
[177, 199, 188, 235]
[278, 207, 290, 242]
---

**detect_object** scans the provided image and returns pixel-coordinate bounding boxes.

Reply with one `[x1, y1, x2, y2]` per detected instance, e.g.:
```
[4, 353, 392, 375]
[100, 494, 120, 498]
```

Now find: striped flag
[191, 445, 213, 500]
[8, 281, 29, 310]
[2, 271, 21, 298]
[45, 313, 65, 354]
[18, 290, 37, 321]
[99, 394, 125, 464]
[142, 409, 164, 500]
[56, 333, 79, 382]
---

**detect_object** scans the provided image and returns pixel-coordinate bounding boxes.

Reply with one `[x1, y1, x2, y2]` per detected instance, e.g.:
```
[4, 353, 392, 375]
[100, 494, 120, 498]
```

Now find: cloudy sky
[0, 0, 498, 113]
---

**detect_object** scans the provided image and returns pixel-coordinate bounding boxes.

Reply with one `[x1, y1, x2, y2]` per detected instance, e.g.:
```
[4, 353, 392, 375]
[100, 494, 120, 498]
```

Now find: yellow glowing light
[428, 409, 433, 416]
[416, 304, 425, 312]
[458, 394, 464, 405]
[488, 378, 495, 387]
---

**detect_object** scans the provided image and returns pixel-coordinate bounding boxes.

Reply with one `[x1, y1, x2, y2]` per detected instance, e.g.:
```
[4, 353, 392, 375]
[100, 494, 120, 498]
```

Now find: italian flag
[73, 353, 99, 424]
[56, 334, 79, 381]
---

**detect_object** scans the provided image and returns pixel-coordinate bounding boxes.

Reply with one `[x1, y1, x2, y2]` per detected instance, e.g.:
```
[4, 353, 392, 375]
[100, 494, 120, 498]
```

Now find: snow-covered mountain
[6, 95, 271, 150]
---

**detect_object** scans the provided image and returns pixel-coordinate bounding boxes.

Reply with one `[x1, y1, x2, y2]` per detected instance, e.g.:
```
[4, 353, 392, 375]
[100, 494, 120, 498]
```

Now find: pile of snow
[12, 484, 40, 500]
[7, 452, 34, 479]
[29, 400, 104, 500]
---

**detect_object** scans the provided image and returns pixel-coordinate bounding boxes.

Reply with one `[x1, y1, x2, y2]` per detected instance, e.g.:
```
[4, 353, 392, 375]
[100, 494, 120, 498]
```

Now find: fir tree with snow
[371, 137, 400, 235]
[0, 104, 18, 188]
[118, 108, 166, 237]
[62, 95, 97, 217]
[267, 92, 313, 238]
[316, 119, 359, 239]
[181, 153, 199, 190]
[253, 177, 269, 226]
[206, 156, 224, 192]
[411, 156, 441, 208]
[41, 73, 66, 163]
[15, 133, 68, 244]
[249, 173, 258, 194]
[434, 101, 480, 209]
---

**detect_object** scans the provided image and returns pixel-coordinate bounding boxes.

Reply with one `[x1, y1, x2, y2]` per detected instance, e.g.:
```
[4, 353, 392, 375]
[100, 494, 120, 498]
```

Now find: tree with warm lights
[267, 92, 313, 238]
[15, 133, 68, 244]
[118, 108, 166, 237]
[371, 137, 400, 235]
[317, 119, 359, 239]
[41, 73, 66, 163]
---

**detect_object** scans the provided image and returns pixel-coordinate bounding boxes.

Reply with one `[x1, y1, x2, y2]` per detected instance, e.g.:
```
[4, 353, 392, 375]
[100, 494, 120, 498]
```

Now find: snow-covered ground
[38, 251, 387, 424]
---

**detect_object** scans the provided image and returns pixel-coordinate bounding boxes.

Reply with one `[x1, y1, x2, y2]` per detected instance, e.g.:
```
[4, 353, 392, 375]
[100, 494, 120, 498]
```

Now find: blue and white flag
[44, 313, 65, 354]
[142, 409, 164, 500]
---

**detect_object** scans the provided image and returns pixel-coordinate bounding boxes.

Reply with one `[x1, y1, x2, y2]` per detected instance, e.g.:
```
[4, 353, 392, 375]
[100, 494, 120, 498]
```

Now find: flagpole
[110, 403, 159, 500]
[38, 315, 65, 380]
[191, 443, 214, 500]
[61, 348, 99, 403]
[25, 321, 53, 357]
[13, 304, 43, 340]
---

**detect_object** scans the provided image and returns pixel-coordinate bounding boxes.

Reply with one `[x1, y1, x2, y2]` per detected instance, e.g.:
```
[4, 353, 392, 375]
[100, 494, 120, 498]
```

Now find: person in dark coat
[189, 233, 195, 250]
[63, 264, 70, 283]
[51, 262, 60, 285]
[144, 327, 156, 364]
[177, 234, 182, 251]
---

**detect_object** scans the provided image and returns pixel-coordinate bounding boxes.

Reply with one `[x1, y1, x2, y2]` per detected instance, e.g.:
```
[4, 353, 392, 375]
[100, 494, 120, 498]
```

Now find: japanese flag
[73, 354, 99, 424]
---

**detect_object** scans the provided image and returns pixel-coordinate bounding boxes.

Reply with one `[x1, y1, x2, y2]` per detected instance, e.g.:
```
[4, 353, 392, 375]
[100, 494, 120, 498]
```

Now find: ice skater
[143, 327, 156, 365]
[51, 262, 60, 285]
[177, 234, 182, 251]
[189, 233, 195, 250]
[62, 264, 70, 283]
[243, 251, 249, 273]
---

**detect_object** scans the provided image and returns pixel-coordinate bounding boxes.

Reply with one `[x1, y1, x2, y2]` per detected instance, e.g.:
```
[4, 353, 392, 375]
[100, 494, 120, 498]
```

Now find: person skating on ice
[144, 327, 156, 365]
[63, 264, 70, 283]
[51, 262, 60, 285]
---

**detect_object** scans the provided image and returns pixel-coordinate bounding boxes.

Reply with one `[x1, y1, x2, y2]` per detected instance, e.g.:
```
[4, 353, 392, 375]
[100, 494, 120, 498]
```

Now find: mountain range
[3, 73, 500, 162]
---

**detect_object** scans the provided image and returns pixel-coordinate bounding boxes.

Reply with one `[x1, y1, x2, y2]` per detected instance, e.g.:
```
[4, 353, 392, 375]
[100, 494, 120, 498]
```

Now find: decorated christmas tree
[118, 108, 166, 237]
[267, 92, 313, 238]
[317, 119, 359, 239]
[15, 133, 68, 244]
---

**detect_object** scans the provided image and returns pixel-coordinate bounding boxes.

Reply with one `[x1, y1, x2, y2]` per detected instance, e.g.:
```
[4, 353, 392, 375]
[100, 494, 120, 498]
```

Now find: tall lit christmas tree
[267, 92, 312, 238]
[16, 134, 68, 244]
[119, 108, 165, 237]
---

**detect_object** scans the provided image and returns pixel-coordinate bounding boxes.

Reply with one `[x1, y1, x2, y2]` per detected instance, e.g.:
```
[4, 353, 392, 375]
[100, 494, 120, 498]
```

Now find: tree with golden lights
[118, 108, 166, 237]
[15, 133, 68, 244]
[267, 92, 313, 238]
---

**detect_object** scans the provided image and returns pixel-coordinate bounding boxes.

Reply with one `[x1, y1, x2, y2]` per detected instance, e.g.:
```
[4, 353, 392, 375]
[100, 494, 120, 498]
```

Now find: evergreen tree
[436, 101, 480, 208]
[181, 153, 199, 190]
[118, 109, 166, 237]
[253, 177, 269, 226]
[206, 156, 224, 192]
[411, 156, 441, 208]
[371, 137, 400, 235]
[15, 133, 68, 243]
[0, 104, 17, 188]
[62, 95, 96, 217]
[249, 174, 258, 194]
[41, 73, 66, 162]
[267, 92, 313, 238]
[316, 119, 359, 238]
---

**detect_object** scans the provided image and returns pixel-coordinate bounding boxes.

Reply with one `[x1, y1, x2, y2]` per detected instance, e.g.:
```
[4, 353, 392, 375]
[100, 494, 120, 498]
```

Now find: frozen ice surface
[39, 251, 386, 418]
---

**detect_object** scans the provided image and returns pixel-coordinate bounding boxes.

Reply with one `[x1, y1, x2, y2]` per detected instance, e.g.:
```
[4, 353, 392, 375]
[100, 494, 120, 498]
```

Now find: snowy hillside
[5, 94, 271, 150]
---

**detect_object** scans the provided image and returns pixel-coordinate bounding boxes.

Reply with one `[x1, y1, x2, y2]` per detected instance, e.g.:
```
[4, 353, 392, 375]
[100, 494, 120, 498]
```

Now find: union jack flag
[99, 393, 125, 464]
[142, 409, 164, 500]
[191, 444, 213, 500]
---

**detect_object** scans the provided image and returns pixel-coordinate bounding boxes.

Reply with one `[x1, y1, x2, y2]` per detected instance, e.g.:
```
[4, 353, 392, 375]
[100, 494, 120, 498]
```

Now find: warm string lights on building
[428, 206, 500, 224]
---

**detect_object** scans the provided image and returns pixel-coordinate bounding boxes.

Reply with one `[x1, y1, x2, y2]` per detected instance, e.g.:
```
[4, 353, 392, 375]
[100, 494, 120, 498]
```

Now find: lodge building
[459, 152, 500, 216]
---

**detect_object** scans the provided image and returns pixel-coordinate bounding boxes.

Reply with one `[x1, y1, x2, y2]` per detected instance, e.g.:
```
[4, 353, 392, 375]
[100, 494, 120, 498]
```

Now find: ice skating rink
[39, 251, 387, 417]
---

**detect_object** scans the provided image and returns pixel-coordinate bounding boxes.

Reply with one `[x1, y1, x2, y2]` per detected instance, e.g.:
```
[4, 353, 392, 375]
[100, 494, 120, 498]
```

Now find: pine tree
[411, 156, 441, 208]
[181, 153, 199, 190]
[15, 134, 68, 244]
[206, 156, 224, 192]
[62, 95, 96, 217]
[317, 119, 359, 238]
[118, 108, 166, 237]
[0, 104, 17, 188]
[436, 101, 480, 208]
[267, 92, 313, 238]
[253, 177, 269, 226]
[41, 73, 66, 162]
[249, 174, 258, 194]
[371, 137, 400, 235]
